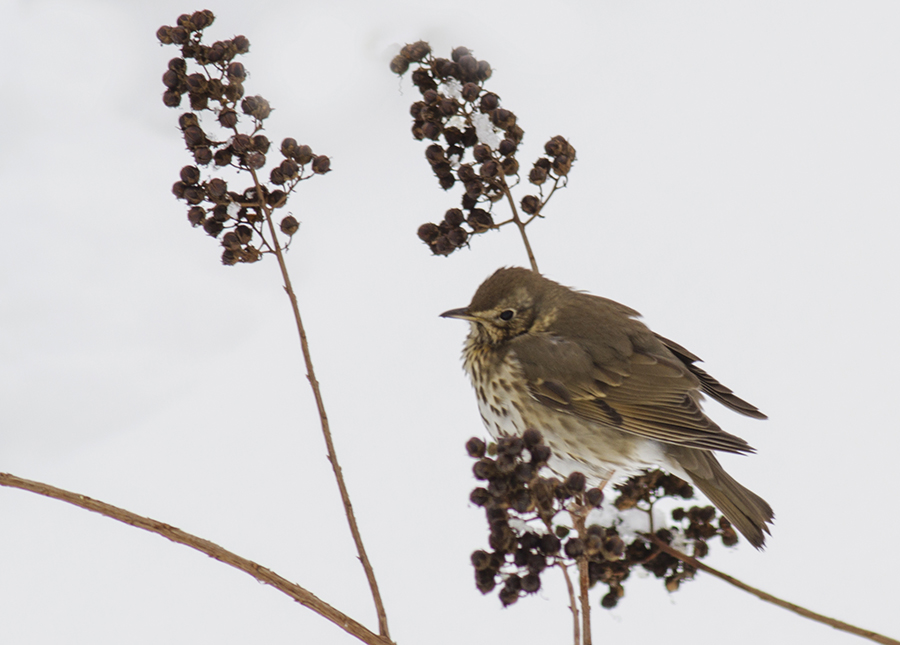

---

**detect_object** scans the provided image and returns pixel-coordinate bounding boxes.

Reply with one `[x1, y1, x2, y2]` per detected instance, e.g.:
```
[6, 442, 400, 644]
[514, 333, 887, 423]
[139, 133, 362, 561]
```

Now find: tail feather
[671, 448, 774, 549]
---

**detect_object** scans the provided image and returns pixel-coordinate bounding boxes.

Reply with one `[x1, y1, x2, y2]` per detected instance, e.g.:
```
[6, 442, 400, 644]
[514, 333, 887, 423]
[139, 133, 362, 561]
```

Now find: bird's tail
[670, 447, 774, 549]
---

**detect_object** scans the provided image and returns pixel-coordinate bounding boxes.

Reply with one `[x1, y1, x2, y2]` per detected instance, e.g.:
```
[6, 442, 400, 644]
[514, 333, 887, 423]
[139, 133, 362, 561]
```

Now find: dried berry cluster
[391, 42, 575, 256]
[466, 431, 739, 610]
[158, 11, 330, 265]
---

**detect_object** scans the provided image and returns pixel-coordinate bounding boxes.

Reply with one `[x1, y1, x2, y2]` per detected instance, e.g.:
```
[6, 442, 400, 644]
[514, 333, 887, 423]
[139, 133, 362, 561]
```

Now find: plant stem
[253, 170, 390, 639]
[0, 473, 393, 645]
[499, 177, 539, 273]
[558, 561, 581, 645]
[643, 533, 899, 645]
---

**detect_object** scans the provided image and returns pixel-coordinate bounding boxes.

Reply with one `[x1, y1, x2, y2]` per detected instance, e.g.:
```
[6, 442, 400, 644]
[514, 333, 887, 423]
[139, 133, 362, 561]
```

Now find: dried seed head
[233, 35, 250, 53]
[451, 46, 472, 62]
[461, 83, 480, 103]
[162, 90, 182, 108]
[244, 151, 265, 169]
[400, 40, 431, 62]
[218, 108, 238, 128]
[520, 195, 540, 215]
[214, 149, 233, 166]
[312, 156, 331, 174]
[193, 147, 212, 165]
[156, 26, 174, 45]
[294, 145, 314, 165]
[207, 177, 227, 200]
[179, 165, 201, 184]
[280, 215, 300, 236]
[187, 206, 205, 227]
[252, 135, 270, 154]
[389, 55, 409, 75]
[241, 95, 271, 120]
[227, 62, 246, 82]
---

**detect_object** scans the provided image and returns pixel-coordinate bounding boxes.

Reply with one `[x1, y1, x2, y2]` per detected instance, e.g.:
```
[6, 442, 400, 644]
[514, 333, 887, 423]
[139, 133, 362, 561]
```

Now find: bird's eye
[499, 309, 514, 321]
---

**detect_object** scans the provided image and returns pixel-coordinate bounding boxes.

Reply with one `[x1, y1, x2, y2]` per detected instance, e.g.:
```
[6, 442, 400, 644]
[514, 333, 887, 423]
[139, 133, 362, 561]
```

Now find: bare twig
[498, 176, 539, 273]
[0, 473, 393, 645]
[570, 508, 592, 645]
[557, 561, 581, 645]
[643, 533, 899, 645]
[250, 169, 391, 639]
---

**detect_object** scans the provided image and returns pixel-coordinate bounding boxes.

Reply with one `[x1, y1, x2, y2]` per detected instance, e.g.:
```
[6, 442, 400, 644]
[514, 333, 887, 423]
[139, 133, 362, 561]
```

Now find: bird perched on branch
[442, 267, 773, 548]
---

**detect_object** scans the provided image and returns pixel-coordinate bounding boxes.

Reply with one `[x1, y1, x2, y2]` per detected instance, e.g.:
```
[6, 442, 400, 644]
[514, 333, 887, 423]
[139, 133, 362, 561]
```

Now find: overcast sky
[2, 1, 898, 644]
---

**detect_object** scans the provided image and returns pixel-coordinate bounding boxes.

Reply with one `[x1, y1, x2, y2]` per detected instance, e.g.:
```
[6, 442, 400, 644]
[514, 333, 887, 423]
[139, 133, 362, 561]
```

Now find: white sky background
[1, 1, 898, 643]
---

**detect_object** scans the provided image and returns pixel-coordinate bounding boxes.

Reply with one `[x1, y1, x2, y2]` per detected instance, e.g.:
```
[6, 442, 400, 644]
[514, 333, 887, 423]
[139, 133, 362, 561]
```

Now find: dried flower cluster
[467, 431, 739, 609]
[390, 42, 575, 256]
[158, 10, 330, 265]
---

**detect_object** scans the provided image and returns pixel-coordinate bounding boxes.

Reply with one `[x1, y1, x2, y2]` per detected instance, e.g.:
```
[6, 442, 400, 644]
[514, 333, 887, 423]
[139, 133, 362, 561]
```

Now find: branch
[498, 176, 539, 273]
[557, 561, 581, 645]
[642, 533, 899, 645]
[251, 168, 391, 639]
[0, 472, 393, 645]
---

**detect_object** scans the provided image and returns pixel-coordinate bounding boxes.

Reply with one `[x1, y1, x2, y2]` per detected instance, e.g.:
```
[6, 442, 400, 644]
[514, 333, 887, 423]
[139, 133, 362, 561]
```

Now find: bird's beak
[440, 307, 477, 321]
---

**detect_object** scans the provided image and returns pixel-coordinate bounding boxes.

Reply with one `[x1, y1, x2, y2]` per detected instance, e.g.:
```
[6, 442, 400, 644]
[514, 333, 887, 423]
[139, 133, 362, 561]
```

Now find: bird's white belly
[470, 361, 665, 485]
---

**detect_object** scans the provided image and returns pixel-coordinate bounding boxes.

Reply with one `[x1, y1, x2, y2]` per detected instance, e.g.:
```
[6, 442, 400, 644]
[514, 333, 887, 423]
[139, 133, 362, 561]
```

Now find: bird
[441, 266, 774, 548]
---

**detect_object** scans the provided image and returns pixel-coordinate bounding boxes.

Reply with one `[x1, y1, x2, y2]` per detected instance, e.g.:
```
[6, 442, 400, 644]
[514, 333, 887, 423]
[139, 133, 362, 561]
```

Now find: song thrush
[442, 267, 774, 548]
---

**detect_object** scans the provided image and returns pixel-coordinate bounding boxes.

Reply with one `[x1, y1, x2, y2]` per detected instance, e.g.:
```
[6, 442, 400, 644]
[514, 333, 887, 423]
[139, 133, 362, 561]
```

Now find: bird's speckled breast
[461, 333, 665, 484]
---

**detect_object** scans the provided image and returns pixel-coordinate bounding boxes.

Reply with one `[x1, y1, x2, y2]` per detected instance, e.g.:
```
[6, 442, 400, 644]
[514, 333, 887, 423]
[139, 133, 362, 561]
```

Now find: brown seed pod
[170, 26, 189, 45]
[235, 225, 253, 244]
[218, 108, 238, 128]
[312, 155, 331, 174]
[252, 135, 270, 154]
[480, 160, 499, 178]
[189, 93, 209, 111]
[223, 82, 244, 102]
[156, 26, 174, 45]
[221, 231, 241, 251]
[520, 195, 540, 215]
[279, 158, 299, 179]
[243, 151, 265, 169]
[477, 60, 492, 81]
[501, 157, 519, 176]
[182, 125, 206, 148]
[400, 40, 431, 62]
[389, 55, 409, 75]
[180, 165, 201, 184]
[203, 218, 224, 237]
[162, 90, 182, 108]
[270, 167, 286, 185]
[231, 134, 252, 153]
[241, 95, 271, 120]
[214, 149, 233, 166]
[417, 222, 441, 244]
[207, 177, 227, 200]
[187, 206, 205, 227]
[280, 215, 300, 236]
[467, 209, 493, 232]
[233, 35, 250, 54]
[227, 62, 246, 82]
[162, 70, 181, 90]
[193, 147, 212, 165]
[293, 145, 314, 165]
[498, 138, 516, 156]
[451, 46, 472, 62]
[461, 82, 480, 103]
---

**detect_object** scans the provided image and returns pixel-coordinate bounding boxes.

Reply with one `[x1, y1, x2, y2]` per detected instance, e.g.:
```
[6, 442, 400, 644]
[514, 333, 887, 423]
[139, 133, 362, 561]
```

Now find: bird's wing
[510, 331, 755, 454]
[653, 333, 767, 419]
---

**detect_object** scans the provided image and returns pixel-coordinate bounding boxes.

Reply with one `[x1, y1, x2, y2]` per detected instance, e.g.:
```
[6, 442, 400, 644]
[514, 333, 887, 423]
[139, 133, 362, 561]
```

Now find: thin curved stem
[249, 169, 390, 639]
[557, 561, 581, 645]
[642, 533, 899, 645]
[0, 473, 393, 645]
[498, 176, 539, 273]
